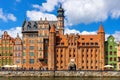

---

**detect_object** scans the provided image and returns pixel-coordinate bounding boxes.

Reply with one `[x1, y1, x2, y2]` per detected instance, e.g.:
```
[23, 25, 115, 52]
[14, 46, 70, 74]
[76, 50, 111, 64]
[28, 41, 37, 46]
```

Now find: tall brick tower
[48, 25, 56, 70]
[97, 23, 105, 70]
[57, 4, 64, 35]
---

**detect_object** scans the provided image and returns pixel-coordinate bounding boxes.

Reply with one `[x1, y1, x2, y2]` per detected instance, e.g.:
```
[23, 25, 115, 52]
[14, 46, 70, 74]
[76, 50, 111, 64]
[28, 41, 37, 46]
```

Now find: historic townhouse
[0, 31, 22, 68]
[14, 34, 23, 68]
[105, 36, 118, 70]
[0, 31, 15, 67]
[117, 42, 120, 70]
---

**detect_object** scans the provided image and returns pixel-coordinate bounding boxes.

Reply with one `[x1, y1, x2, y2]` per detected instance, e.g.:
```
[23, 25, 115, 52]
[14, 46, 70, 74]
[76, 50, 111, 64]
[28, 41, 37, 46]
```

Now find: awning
[2, 65, 21, 68]
[2, 65, 12, 67]
[104, 65, 114, 68]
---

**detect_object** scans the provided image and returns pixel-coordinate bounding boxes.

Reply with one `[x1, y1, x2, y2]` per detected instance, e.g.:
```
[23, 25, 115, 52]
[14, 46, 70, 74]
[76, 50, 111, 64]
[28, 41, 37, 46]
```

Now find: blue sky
[0, 0, 120, 41]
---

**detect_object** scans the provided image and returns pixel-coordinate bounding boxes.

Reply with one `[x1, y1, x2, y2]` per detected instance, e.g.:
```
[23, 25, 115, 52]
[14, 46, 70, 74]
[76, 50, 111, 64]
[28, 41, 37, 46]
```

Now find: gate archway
[68, 61, 76, 70]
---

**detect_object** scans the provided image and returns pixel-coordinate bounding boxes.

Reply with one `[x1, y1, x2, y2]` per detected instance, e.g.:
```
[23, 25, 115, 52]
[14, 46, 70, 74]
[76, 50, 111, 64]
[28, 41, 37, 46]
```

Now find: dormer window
[27, 25, 31, 30]
[34, 25, 37, 30]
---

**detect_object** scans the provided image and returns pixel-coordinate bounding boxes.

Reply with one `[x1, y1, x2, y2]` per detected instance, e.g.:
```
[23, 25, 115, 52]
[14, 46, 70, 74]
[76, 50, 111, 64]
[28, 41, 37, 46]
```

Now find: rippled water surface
[0, 77, 120, 80]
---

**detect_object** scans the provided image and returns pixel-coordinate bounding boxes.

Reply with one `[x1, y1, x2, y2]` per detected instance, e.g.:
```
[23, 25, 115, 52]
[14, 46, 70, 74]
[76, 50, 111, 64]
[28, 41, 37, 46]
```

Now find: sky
[0, 0, 120, 41]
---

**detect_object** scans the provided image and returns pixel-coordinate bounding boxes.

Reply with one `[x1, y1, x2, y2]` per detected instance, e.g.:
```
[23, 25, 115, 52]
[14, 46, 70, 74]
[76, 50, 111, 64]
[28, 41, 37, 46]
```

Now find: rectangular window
[119, 64, 120, 69]
[95, 42, 98, 46]
[23, 52, 26, 56]
[16, 59, 20, 63]
[61, 43, 64, 45]
[30, 34, 34, 37]
[45, 46, 48, 50]
[23, 46, 26, 50]
[90, 38, 93, 40]
[45, 53, 48, 57]
[9, 59, 12, 65]
[30, 52, 34, 56]
[82, 43, 85, 46]
[114, 51, 117, 55]
[110, 57, 112, 61]
[10, 47, 12, 50]
[23, 59, 26, 63]
[118, 57, 120, 62]
[29, 59, 34, 64]
[45, 59, 48, 64]
[45, 40, 48, 43]
[86, 43, 89, 45]
[110, 46, 112, 49]
[114, 58, 116, 61]
[110, 51, 112, 55]
[30, 46, 34, 50]
[82, 38, 84, 40]
[90, 43, 94, 45]
[29, 40, 34, 44]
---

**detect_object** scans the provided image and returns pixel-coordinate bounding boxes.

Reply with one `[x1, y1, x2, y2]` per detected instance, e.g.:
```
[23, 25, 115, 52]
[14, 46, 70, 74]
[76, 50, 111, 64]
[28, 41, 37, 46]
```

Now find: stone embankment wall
[0, 71, 120, 77]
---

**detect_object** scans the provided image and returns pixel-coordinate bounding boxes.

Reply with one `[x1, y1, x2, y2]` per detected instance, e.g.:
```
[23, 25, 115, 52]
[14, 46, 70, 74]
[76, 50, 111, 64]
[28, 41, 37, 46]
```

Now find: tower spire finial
[60, 3, 62, 8]
[98, 22, 104, 33]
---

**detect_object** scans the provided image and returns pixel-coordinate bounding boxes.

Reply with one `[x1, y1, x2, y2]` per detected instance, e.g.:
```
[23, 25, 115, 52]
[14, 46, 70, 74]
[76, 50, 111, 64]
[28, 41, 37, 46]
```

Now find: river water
[0, 77, 120, 80]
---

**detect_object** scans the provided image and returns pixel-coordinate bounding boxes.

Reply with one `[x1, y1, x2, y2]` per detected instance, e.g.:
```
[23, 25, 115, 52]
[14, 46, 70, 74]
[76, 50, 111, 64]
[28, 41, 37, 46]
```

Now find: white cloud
[0, 8, 7, 21]
[0, 27, 22, 38]
[27, 10, 57, 21]
[113, 31, 120, 42]
[62, 0, 120, 25]
[63, 0, 108, 25]
[32, 4, 41, 10]
[105, 31, 120, 42]
[28, 0, 59, 21]
[105, 34, 110, 41]
[41, 0, 58, 12]
[0, 8, 17, 22]
[111, 10, 120, 19]
[30, 0, 120, 25]
[64, 28, 80, 34]
[64, 28, 97, 35]
[7, 14, 17, 21]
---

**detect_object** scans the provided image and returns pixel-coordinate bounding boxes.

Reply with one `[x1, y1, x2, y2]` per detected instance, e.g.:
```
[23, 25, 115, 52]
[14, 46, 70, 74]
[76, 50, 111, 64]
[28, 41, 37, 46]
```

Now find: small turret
[98, 23, 104, 33]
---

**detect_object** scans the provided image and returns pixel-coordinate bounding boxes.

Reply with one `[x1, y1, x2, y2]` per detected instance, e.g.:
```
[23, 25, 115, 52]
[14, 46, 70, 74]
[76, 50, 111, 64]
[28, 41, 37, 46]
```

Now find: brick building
[48, 24, 105, 70]
[22, 5, 105, 70]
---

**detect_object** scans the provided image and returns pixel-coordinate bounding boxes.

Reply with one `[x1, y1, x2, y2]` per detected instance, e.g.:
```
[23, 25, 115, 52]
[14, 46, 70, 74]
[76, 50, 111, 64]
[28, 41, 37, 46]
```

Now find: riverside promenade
[0, 70, 120, 77]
